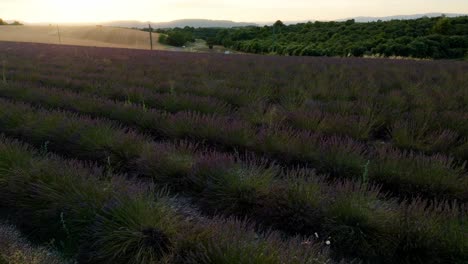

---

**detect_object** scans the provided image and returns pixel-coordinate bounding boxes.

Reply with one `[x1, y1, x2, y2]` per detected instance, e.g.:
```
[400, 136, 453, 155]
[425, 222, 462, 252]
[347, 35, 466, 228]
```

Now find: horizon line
[4, 12, 467, 25]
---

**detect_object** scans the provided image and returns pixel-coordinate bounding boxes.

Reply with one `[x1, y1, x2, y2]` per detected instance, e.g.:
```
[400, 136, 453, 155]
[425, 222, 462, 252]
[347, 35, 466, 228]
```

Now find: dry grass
[0, 223, 67, 264]
[0, 25, 169, 50]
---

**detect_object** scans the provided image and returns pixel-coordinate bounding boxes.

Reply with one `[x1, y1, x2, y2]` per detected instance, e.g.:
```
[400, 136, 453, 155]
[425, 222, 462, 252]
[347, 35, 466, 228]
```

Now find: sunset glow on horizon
[2, 0, 468, 23]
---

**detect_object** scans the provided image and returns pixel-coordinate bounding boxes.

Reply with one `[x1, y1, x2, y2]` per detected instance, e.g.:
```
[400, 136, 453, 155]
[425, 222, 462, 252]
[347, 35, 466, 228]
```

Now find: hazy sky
[2, 0, 468, 23]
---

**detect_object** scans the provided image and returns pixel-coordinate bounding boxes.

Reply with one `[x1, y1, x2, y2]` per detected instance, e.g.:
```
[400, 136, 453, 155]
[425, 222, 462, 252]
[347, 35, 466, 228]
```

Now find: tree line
[149, 16, 468, 59]
[0, 19, 23, 26]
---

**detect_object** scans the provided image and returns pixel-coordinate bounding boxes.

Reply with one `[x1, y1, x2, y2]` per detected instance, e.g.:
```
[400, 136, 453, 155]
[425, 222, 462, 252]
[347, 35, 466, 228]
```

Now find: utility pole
[272, 25, 276, 53]
[148, 23, 153, 50]
[2, 60, 6, 84]
[272, 26, 276, 44]
[57, 25, 61, 44]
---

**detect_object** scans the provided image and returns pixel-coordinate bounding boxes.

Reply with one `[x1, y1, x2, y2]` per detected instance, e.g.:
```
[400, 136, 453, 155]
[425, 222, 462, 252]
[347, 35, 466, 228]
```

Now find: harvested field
[0, 25, 167, 50]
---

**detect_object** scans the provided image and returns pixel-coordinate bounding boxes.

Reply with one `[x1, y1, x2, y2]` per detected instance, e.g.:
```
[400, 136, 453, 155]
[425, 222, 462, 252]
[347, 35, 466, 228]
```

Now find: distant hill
[18, 13, 468, 28]
[338, 13, 467, 22]
[102, 19, 257, 29]
[259, 13, 468, 25]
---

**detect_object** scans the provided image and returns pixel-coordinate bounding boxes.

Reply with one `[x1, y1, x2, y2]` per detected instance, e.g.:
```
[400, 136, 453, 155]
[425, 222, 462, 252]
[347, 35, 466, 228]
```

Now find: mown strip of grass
[0, 99, 465, 263]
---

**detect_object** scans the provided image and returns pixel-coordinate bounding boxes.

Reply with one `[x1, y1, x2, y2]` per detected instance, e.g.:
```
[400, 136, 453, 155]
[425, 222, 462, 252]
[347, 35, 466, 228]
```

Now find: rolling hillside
[103, 19, 257, 29]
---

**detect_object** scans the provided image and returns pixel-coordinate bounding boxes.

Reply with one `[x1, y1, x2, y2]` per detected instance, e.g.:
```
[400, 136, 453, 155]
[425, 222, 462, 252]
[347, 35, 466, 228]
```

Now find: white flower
[325, 240, 331, 245]
[314, 232, 319, 238]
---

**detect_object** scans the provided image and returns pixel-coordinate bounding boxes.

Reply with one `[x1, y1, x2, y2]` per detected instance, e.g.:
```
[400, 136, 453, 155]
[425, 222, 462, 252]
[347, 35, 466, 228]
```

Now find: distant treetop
[146, 16, 468, 59]
[0, 19, 23, 26]
[190, 16, 468, 59]
[273, 20, 285, 27]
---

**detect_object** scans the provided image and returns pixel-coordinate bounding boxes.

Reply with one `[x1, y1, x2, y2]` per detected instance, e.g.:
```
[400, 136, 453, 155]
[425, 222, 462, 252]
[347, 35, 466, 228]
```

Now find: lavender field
[0, 41, 466, 264]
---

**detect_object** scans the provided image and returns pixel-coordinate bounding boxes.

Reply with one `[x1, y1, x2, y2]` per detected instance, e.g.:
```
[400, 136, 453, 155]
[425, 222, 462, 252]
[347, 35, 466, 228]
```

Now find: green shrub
[85, 193, 179, 264]
[324, 182, 399, 261]
[395, 199, 468, 264]
[371, 146, 467, 200]
[190, 160, 276, 216]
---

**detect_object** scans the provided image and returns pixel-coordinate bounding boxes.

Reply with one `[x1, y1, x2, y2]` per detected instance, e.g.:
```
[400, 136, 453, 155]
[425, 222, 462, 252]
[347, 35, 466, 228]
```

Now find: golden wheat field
[0, 25, 168, 50]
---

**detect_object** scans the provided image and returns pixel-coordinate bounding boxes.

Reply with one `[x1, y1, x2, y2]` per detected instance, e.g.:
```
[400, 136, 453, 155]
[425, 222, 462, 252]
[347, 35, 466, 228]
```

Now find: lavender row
[0, 98, 465, 263]
[0, 84, 466, 201]
[6, 65, 262, 108]
[277, 101, 468, 159]
[3, 41, 467, 113]
[5, 64, 468, 160]
[5, 73, 235, 115]
[3, 41, 467, 160]
[0, 135, 329, 263]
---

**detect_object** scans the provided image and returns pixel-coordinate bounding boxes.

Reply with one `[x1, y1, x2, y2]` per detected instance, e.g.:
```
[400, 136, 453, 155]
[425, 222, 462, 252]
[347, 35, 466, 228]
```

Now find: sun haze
[2, 0, 468, 23]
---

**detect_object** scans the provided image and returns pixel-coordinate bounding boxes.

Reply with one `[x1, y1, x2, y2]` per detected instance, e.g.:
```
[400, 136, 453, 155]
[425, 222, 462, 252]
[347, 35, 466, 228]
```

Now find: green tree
[408, 39, 429, 58]
[345, 19, 355, 26]
[158, 34, 168, 44]
[206, 38, 215, 49]
[273, 20, 285, 28]
[146, 15, 468, 59]
[166, 31, 192, 47]
[433, 17, 451, 35]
